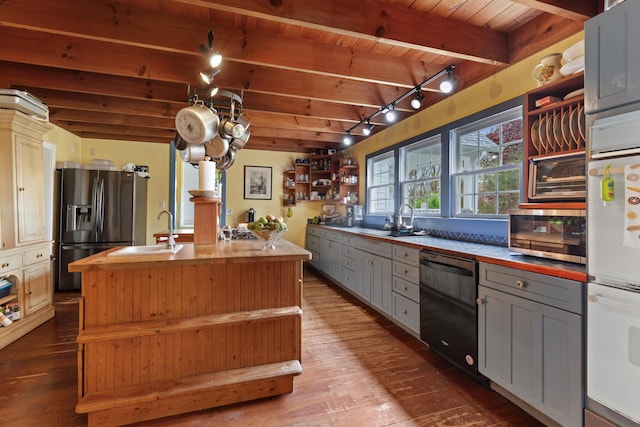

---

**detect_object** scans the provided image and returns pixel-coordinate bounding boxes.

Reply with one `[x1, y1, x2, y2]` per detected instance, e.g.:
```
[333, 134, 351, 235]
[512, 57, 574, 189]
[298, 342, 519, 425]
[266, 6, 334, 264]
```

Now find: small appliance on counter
[508, 207, 586, 264]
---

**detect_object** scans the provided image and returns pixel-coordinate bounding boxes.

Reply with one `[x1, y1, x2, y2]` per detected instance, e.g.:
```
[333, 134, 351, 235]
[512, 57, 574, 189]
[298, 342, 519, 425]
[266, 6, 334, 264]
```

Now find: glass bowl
[251, 229, 287, 250]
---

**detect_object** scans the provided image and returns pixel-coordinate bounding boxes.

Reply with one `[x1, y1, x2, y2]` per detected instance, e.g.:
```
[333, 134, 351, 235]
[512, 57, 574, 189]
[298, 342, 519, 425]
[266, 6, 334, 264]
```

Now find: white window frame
[367, 151, 395, 215]
[451, 106, 523, 218]
[399, 135, 442, 216]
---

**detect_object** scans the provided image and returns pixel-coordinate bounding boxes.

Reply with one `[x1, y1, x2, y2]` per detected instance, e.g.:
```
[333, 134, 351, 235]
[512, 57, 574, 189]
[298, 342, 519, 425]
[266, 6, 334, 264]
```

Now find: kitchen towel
[624, 164, 640, 248]
[198, 159, 216, 191]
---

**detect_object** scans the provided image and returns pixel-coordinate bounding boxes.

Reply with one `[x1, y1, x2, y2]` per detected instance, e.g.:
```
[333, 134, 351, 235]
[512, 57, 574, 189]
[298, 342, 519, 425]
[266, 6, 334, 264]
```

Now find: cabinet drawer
[392, 245, 420, 267]
[341, 255, 357, 271]
[341, 244, 358, 260]
[23, 246, 49, 266]
[393, 260, 419, 283]
[393, 276, 419, 303]
[306, 234, 320, 252]
[0, 252, 22, 274]
[479, 263, 583, 314]
[338, 233, 360, 247]
[340, 265, 357, 291]
[393, 293, 420, 334]
[359, 237, 392, 258]
[306, 226, 322, 238]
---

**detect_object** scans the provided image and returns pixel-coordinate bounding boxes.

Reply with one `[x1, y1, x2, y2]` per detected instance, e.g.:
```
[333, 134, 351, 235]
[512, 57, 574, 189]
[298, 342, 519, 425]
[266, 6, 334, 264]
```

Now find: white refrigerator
[586, 109, 640, 426]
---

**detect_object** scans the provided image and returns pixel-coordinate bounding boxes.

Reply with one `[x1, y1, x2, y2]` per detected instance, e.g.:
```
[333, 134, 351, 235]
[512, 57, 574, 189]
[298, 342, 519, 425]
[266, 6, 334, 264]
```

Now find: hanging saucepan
[205, 134, 230, 159]
[216, 146, 236, 170]
[174, 103, 220, 145]
[179, 144, 206, 164]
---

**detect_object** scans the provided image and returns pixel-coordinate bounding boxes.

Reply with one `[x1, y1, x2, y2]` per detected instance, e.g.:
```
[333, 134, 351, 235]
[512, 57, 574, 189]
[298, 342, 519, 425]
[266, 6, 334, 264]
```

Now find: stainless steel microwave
[508, 208, 586, 264]
[528, 153, 586, 200]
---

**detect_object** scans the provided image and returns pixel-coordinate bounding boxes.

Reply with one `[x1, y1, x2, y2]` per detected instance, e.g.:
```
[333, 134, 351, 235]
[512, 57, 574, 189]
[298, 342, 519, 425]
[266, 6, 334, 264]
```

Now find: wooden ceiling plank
[508, 13, 585, 64]
[48, 109, 176, 129]
[175, 0, 510, 64]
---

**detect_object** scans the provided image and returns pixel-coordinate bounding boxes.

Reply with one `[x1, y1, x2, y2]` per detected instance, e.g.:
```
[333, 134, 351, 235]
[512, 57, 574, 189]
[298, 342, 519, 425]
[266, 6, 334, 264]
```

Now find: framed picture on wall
[244, 165, 272, 200]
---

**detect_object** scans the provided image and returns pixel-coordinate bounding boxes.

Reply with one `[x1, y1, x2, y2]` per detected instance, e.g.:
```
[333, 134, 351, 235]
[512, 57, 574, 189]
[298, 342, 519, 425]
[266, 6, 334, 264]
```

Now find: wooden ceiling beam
[48, 109, 176, 129]
[510, 0, 598, 20]
[175, 0, 510, 65]
[51, 121, 176, 139]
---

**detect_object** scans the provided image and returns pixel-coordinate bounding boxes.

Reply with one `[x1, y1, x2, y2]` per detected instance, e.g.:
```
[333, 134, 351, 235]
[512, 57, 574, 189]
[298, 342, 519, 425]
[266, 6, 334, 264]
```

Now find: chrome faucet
[397, 204, 414, 232]
[157, 210, 176, 250]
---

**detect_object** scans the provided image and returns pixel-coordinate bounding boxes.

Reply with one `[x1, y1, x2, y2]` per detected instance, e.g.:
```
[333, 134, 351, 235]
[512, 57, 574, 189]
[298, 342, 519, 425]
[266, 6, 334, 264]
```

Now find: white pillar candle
[198, 160, 216, 191]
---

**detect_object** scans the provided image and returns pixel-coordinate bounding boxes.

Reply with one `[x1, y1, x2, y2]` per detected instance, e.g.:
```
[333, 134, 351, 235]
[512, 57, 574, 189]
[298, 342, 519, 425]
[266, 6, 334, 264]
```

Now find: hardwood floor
[0, 267, 544, 427]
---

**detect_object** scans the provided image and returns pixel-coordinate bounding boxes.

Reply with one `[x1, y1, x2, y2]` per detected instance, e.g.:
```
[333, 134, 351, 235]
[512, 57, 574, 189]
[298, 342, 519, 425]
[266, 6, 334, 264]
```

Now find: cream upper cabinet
[0, 110, 51, 249]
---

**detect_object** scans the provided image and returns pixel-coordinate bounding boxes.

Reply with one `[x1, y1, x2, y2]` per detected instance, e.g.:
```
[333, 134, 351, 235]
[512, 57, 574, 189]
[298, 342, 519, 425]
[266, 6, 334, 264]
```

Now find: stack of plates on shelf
[560, 40, 584, 76]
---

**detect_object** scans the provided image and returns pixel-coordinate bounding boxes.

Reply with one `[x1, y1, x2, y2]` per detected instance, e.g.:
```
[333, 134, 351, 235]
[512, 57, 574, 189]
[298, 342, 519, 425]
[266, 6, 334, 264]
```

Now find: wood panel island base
[69, 240, 311, 427]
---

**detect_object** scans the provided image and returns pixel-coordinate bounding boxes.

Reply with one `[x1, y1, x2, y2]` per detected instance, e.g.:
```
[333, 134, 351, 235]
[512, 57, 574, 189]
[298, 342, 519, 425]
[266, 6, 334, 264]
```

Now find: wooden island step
[77, 306, 302, 343]
[77, 360, 302, 426]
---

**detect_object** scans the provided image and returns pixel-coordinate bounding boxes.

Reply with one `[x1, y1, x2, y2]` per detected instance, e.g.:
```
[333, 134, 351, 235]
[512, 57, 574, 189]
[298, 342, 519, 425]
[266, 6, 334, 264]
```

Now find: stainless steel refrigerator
[57, 168, 148, 291]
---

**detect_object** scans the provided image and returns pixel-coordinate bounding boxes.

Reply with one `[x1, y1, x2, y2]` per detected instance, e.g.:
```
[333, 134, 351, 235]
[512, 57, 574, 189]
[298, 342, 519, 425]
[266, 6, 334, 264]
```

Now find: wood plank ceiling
[0, 0, 595, 153]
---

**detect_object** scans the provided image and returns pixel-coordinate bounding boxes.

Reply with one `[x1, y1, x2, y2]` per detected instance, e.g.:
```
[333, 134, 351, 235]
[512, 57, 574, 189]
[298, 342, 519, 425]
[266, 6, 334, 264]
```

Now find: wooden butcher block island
[69, 240, 311, 426]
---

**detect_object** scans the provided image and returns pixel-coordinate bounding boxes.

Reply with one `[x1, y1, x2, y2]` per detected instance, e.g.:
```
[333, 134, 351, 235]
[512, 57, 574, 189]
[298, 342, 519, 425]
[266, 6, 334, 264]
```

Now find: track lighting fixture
[385, 104, 397, 122]
[410, 92, 425, 110]
[439, 71, 456, 93]
[362, 120, 374, 136]
[342, 64, 455, 145]
[209, 85, 219, 97]
[200, 68, 221, 85]
[199, 30, 223, 69]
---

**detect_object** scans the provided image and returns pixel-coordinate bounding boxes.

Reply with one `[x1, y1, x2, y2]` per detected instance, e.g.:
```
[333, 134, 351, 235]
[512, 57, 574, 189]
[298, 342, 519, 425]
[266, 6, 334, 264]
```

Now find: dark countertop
[311, 225, 587, 283]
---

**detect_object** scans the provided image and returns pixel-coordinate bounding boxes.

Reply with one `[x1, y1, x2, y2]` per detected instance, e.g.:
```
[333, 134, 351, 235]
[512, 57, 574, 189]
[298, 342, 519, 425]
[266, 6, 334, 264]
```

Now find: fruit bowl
[251, 229, 287, 250]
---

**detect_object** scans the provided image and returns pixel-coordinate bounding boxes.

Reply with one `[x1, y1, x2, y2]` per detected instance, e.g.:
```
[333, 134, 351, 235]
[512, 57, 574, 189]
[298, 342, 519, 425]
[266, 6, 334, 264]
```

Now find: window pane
[400, 135, 441, 216]
[497, 169, 520, 191]
[498, 193, 520, 214]
[452, 105, 523, 217]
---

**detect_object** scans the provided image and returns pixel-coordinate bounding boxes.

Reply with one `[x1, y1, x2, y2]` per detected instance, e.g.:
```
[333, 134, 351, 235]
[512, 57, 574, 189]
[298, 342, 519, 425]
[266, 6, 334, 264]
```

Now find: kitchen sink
[388, 230, 429, 237]
[107, 244, 184, 257]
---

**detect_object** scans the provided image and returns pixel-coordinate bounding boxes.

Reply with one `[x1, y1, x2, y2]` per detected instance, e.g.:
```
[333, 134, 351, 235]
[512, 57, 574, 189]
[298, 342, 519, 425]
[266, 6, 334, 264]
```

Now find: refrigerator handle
[91, 176, 99, 234]
[98, 178, 105, 234]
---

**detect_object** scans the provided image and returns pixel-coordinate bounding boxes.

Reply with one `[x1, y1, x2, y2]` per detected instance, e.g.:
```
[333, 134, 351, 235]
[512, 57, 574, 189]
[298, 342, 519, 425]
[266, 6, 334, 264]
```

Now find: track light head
[385, 105, 396, 122]
[209, 85, 219, 97]
[200, 68, 221, 85]
[439, 72, 456, 93]
[362, 120, 374, 136]
[343, 132, 353, 145]
[209, 53, 223, 68]
[410, 92, 425, 110]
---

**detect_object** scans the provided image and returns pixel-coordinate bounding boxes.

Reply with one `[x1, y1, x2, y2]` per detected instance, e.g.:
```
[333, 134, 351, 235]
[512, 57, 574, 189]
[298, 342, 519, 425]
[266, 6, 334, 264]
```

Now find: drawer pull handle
[402, 309, 408, 314]
[515, 280, 525, 288]
[1, 263, 8, 268]
[36, 253, 43, 258]
[476, 298, 484, 305]
[404, 269, 408, 274]
[403, 253, 408, 257]
[403, 286, 408, 291]
[18, 187, 25, 191]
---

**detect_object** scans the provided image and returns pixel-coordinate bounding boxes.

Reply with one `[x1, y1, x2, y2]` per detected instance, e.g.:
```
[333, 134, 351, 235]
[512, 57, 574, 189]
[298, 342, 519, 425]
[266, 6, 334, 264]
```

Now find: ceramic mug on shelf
[532, 53, 563, 86]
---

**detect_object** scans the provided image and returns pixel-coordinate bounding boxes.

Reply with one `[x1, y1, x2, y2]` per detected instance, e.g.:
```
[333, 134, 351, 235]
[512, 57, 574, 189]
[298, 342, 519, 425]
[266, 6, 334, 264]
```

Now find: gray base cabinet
[585, 0, 640, 114]
[477, 263, 584, 427]
[391, 245, 420, 334]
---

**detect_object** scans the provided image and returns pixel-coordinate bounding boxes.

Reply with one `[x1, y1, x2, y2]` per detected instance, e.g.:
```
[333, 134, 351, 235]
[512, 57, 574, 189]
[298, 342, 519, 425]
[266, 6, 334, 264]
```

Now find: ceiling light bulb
[200, 71, 212, 85]
[210, 85, 219, 97]
[385, 108, 396, 122]
[410, 93, 424, 110]
[362, 121, 374, 136]
[440, 75, 456, 93]
[343, 133, 353, 145]
[209, 53, 222, 68]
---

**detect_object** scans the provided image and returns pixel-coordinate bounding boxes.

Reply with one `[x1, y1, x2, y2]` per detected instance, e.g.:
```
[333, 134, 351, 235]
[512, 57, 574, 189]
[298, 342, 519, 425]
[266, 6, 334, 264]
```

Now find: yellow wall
[223, 149, 325, 248]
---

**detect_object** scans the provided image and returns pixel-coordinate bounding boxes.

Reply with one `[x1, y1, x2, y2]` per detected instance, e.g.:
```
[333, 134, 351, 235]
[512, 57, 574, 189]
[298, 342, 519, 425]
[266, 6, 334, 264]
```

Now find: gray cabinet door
[368, 254, 392, 315]
[585, 0, 640, 113]
[478, 285, 583, 427]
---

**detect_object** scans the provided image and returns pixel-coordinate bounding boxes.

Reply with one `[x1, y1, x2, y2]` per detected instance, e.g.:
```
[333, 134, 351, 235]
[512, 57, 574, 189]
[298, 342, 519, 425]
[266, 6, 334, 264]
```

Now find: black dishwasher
[419, 250, 486, 383]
